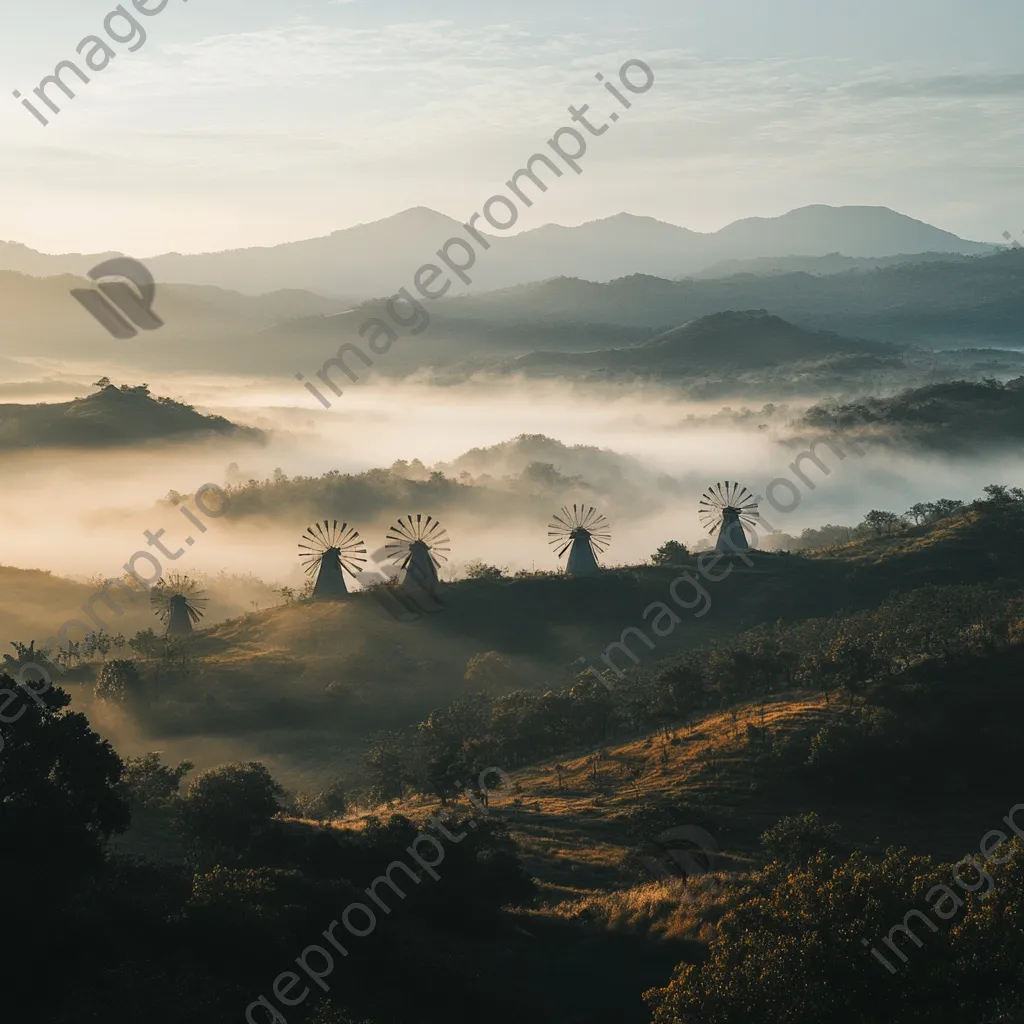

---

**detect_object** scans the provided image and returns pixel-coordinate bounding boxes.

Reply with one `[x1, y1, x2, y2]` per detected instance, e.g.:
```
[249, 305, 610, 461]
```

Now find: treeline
[761, 485, 1013, 551]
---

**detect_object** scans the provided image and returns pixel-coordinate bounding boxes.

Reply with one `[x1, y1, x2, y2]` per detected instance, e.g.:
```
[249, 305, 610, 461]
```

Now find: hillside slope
[0, 382, 263, 450]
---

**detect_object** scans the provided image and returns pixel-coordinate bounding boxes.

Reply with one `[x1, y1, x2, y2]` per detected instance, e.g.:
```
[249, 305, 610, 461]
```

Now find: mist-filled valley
[8, 6, 1024, 1021]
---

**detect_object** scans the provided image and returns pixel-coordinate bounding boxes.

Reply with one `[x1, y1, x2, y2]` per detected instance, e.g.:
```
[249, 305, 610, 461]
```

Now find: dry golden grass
[334, 691, 839, 941]
[540, 874, 734, 942]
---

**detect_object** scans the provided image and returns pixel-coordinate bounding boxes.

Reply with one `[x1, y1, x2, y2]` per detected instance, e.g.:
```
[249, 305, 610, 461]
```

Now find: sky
[1, 0, 1021, 255]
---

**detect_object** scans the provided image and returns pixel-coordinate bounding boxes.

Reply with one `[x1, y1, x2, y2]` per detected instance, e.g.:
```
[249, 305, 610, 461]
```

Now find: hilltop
[510, 310, 893, 381]
[0, 380, 264, 450]
[800, 377, 1024, 451]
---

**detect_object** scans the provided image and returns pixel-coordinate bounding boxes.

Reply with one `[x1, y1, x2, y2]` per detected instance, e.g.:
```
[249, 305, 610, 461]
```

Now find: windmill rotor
[150, 573, 208, 629]
[298, 520, 367, 579]
[698, 481, 759, 535]
[548, 503, 611, 566]
[384, 514, 450, 571]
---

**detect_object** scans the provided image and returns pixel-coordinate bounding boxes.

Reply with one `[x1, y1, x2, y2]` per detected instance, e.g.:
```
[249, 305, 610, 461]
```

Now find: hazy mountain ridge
[442, 249, 1024, 348]
[690, 250, 982, 279]
[0, 204, 991, 297]
[510, 310, 893, 378]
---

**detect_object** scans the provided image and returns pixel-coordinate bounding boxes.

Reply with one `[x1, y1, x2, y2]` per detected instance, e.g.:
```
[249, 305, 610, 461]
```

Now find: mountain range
[0, 205, 993, 298]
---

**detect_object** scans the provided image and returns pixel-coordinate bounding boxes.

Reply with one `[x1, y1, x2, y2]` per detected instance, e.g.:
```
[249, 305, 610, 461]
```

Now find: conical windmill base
[313, 555, 351, 601]
[166, 596, 195, 636]
[405, 541, 441, 596]
[566, 534, 601, 576]
[715, 509, 751, 555]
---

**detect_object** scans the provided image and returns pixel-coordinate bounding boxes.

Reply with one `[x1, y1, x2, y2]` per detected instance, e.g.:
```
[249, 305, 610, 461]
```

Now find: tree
[464, 561, 508, 580]
[863, 510, 902, 535]
[647, 843, 1024, 1024]
[291, 778, 348, 821]
[983, 484, 1010, 502]
[464, 651, 513, 686]
[176, 762, 283, 865]
[365, 731, 409, 805]
[128, 628, 161, 658]
[95, 659, 143, 703]
[0, 677, 129, 937]
[92, 376, 112, 390]
[931, 498, 965, 520]
[651, 540, 690, 566]
[760, 812, 844, 867]
[904, 502, 934, 526]
[120, 752, 194, 810]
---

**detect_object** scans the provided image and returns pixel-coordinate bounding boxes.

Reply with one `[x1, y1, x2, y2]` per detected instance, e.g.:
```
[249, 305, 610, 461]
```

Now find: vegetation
[803, 377, 1024, 451]
[0, 379, 263, 449]
[11, 484, 1024, 1021]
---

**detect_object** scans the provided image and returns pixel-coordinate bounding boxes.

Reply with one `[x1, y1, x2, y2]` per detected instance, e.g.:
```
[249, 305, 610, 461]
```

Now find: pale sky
[0, 0, 1021, 255]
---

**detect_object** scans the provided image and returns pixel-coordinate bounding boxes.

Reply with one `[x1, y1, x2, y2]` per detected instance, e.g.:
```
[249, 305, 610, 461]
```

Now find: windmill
[549, 504, 610, 576]
[698, 482, 759, 554]
[299, 520, 367, 599]
[151, 573, 208, 636]
[384, 514, 450, 597]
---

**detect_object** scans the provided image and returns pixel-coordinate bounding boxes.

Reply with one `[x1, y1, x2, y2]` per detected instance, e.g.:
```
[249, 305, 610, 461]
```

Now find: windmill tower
[698, 482, 759, 554]
[549, 504, 610, 576]
[299, 520, 367, 599]
[150, 574, 207, 636]
[384, 514, 450, 598]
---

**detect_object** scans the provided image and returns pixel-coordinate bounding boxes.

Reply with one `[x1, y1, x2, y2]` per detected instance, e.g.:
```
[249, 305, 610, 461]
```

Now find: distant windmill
[151, 573, 207, 636]
[699, 482, 759, 554]
[299, 520, 367, 599]
[384, 514, 450, 597]
[549, 504, 610, 576]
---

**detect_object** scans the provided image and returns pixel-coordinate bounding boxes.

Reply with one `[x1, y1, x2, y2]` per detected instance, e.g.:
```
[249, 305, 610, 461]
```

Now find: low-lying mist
[3, 373, 1020, 641]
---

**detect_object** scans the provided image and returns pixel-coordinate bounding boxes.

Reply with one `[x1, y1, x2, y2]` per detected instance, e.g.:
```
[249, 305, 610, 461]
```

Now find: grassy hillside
[63, 497, 1024, 790]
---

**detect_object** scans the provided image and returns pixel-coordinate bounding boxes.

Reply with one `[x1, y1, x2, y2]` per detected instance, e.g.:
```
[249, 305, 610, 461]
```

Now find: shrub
[120, 752, 194, 810]
[95, 659, 143, 703]
[651, 540, 691, 566]
[177, 761, 283, 864]
[760, 812, 844, 867]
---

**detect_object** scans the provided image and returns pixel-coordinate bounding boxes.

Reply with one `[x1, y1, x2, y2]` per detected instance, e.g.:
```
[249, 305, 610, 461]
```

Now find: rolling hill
[510, 310, 892, 378]
[0, 381, 264, 450]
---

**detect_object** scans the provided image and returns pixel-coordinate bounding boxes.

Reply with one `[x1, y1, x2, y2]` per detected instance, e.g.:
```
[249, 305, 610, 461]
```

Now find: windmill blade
[551, 509, 574, 531]
[391, 519, 417, 543]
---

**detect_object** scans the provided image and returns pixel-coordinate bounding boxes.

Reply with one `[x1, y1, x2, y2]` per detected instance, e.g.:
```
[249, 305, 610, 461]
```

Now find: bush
[464, 561, 508, 580]
[760, 812, 844, 867]
[290, 779, 348, 821]
[120, 752, 194, 810]
[651, 540, 691, 566]
[177, 761, 283, 864]
[95, 659, 143, 702]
